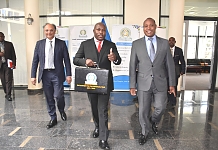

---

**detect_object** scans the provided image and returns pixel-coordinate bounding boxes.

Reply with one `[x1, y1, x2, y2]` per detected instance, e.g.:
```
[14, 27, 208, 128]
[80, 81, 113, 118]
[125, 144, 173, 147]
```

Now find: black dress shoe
[93, 128, 99, 138]
[60, 112, 67, 121]
[46, 119, 57, 129]
[6, 96, 12, 101]
[139, 133, 147, 145]
[99, 140, 110, 150]
[150, 117, 158, 135]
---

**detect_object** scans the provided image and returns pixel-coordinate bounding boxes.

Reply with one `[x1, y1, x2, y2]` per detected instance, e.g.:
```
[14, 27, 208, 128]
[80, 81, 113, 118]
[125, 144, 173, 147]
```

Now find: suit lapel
[154, 37, 162, 61]
[139, 38, 151, 63]
[54, 38, 58, 62]
[90, 38, 98, 63]
[99, 40, 108, 63]
[41, 39, 46, 67]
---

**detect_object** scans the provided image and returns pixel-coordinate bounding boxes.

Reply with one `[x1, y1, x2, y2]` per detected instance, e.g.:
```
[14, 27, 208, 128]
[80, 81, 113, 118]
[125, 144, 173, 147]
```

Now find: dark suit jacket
[0, 41, 16, 68]
[73, 38, 121, 92]
[173, 46, 186, 76]
[31, 38, 71, 83]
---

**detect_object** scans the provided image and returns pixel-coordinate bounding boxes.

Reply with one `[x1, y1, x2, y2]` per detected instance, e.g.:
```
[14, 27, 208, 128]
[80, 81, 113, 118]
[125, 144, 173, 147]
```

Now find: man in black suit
[31, 23, 72, 129]
[73, 22, 121, 150]
[168, 37, 186, 107]
[0, 32, 16, 101]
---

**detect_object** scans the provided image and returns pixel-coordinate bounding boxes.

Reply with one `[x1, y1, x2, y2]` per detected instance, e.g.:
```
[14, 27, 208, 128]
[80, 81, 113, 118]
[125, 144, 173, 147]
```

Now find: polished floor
[1, 89, 218, 150]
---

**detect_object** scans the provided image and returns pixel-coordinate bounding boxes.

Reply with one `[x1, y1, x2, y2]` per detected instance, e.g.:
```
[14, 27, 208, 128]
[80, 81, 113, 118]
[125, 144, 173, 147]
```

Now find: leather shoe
[60, 112, 67, 121]
[46, 119, 57, 129]
[6, 96, 12, 101]
[93, 128, 99, 138]
[139, 133, 148, 145]
[99, 140, 110, 150]
[150, 117, 158, 135]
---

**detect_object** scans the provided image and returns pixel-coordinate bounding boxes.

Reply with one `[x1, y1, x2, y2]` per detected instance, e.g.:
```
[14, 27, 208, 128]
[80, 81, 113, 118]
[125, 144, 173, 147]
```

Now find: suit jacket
[0, 41, 16, 68]
[173, 46, 186, 76]
[31, 38, 71, 83]
[73, 38, 121, 92]
[129, 36, 176, 91]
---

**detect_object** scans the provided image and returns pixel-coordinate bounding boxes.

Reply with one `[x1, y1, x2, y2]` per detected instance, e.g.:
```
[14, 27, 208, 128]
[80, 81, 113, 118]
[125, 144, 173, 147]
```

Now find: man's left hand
[168, 86, 176, 97]
[66, 76, 72, 84]
[108, 48, 116, 62]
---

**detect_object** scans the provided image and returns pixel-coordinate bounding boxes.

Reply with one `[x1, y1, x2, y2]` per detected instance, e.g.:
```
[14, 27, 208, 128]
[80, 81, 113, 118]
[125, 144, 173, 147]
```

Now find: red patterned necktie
[97, 41, 102, 52]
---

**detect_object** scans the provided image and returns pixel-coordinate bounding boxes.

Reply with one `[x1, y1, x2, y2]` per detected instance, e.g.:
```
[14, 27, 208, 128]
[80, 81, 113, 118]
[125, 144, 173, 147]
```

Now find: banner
[112, 25, 140, 90]
[69, 25, 94, 90]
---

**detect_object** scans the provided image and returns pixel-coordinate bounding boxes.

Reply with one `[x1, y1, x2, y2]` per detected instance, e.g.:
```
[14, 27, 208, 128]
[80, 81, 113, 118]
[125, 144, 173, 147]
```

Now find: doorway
[182, 20, 217, 90]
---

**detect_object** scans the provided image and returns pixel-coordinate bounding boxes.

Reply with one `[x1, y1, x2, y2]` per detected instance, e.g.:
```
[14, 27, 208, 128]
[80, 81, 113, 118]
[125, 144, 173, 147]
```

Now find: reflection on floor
[0, 90, 218, 149]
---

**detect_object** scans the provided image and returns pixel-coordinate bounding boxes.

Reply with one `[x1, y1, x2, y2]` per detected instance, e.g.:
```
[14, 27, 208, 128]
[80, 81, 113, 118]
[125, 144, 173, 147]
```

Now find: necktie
[48, 41, 54, 68]
[148, 38, 155, 62]
[0, 43, 5, 63]
[170, 48, 174, 57]
[97, 41, 102, 53]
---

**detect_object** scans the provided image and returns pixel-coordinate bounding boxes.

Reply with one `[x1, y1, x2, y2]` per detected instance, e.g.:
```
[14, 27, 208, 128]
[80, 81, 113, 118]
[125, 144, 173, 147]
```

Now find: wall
[125, 0, 160, 26]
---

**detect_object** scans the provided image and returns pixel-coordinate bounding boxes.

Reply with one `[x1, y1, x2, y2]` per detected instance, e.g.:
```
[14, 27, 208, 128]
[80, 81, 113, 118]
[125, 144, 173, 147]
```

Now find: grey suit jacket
[129, 36, 176, 92]
[31, 38, 71, 83]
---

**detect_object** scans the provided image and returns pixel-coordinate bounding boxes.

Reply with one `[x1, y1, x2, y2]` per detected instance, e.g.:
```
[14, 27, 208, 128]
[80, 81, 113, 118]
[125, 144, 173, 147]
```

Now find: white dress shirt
[44, 37, 55, 69]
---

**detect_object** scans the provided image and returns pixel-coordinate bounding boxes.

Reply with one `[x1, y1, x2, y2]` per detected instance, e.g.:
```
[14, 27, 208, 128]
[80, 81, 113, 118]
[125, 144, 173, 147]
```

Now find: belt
[44, 69, 55, 71]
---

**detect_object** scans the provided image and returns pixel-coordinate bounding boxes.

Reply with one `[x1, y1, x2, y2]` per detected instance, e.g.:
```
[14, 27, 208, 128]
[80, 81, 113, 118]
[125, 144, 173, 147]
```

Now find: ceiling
[184, 0, 218, 17]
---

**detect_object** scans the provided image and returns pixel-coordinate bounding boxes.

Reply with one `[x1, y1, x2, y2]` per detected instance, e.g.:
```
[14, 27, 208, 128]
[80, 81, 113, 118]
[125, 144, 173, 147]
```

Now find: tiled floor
[1, 90, 218, 150]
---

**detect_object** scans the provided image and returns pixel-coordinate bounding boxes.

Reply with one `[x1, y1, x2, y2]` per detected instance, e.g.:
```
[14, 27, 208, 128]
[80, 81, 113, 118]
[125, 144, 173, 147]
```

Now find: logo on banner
[119, 28, 132, 41]
[79, 29, 87, 37]
[85, 73, 97, 85]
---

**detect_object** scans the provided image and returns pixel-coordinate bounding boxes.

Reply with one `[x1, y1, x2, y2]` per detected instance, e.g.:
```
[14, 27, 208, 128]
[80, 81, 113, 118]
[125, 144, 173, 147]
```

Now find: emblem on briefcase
[85, 73, 97, 85]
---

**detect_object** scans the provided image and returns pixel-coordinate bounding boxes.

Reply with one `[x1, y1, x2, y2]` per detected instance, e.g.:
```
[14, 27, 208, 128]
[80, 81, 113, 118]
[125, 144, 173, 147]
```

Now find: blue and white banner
[112, 25, 140, 91]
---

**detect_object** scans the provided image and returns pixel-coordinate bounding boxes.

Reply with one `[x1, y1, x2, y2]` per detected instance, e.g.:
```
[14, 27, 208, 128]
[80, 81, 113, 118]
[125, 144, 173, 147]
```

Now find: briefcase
[74, 67, 109, 94]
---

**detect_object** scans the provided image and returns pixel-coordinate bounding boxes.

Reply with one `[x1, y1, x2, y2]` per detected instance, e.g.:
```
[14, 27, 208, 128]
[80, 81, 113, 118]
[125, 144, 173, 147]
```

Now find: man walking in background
[168, 37, 186, 108]
[0, 32, 16, 101]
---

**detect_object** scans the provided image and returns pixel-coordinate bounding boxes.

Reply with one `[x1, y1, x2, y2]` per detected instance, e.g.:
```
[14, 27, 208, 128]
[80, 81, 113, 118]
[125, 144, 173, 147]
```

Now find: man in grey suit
[31, 23, 72, 129]
[73, 22, 121, 150]
[129, 18, 176, 145]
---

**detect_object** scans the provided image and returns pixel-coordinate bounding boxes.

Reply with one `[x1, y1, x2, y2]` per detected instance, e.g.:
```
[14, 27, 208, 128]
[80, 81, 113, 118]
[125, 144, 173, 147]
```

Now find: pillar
[168, 0, 185, 91]
[24, 0, 42, 94]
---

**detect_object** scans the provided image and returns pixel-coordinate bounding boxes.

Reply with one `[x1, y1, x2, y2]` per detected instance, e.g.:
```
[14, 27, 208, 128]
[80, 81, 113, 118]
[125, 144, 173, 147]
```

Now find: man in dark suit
[168, 37, 186, 107]
[31, 23, 72, 129]
[73, 22, 121, 150]
[0, 32, 16, 101]
[129, 18, 176, 145]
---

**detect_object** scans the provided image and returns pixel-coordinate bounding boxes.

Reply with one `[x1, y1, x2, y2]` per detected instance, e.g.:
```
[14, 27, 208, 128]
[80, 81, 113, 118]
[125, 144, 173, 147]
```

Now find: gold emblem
[119, 28, 132, 41]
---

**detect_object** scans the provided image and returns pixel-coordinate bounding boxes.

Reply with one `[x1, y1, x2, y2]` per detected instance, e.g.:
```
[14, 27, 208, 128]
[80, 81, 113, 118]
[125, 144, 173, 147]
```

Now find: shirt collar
[0, 41, 4, 44]
[144, 35, 156, 41]
[46, 37, 55, 42]
[170, 46, 175, 50]
[94, 37, 104, 43]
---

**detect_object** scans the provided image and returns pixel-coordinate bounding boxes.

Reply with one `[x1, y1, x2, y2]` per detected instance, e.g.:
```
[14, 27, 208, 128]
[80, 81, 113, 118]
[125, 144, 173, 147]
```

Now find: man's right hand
[31, 78, 36, 85]
[130, 88, 136, 96]
[86, 59, 95, 67]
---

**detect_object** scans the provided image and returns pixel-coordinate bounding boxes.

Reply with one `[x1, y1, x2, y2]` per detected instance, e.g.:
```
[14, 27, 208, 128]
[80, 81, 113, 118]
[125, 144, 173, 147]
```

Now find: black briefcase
[74, 67, 109, 94]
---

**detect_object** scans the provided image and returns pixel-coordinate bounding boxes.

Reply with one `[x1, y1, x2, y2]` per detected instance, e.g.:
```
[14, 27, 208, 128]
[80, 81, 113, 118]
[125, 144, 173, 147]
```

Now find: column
[168, 0, 185, 92]
[24, 0, 42, 94]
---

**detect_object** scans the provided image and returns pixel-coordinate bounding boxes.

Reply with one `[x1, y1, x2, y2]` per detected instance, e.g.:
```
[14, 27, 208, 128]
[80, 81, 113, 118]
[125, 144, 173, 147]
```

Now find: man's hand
[108, 48, 116, 62]
[31, 78, 36, 85]
[66, 76, 72, 84]
[130, 88, 136, 96]
[168, 86, 176, 97]
[86, 59, 95, 67]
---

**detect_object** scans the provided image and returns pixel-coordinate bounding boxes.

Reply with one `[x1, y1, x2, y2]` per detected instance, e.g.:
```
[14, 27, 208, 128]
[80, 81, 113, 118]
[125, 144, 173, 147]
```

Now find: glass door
[183, 20, 216, 90]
